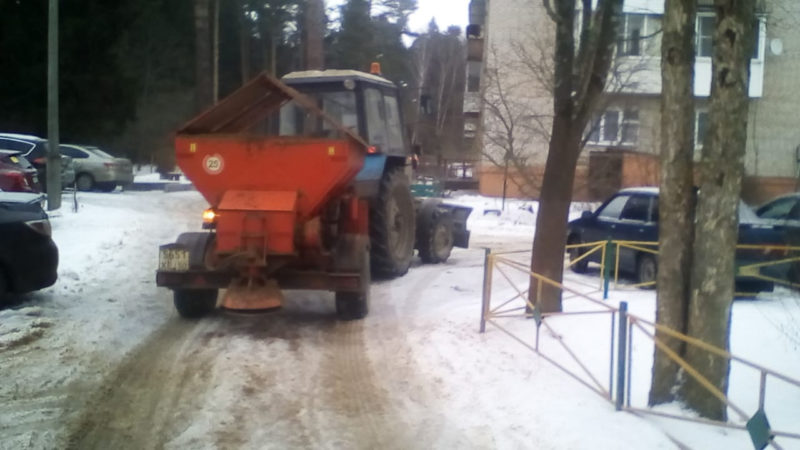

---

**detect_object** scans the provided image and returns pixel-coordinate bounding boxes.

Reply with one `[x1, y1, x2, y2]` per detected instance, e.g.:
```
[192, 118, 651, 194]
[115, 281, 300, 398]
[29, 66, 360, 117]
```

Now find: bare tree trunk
[529, 0, 576, 313]
[213, 0, 220, 102]
[270, 34, 277, 76]
[530, 122, 582, 312]
[304, 0, 325, 70]
[194, 0, 213, 111]
[682, 0, 755, 420]
[530, 0, 622, 313]
[238, 0, 251, 84]
[649, 0, 696, 406]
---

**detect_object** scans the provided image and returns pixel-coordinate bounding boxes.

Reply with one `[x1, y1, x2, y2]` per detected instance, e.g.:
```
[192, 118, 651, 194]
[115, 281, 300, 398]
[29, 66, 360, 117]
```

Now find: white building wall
[482, 0, 797, 178]
[482, 0, 554, 165]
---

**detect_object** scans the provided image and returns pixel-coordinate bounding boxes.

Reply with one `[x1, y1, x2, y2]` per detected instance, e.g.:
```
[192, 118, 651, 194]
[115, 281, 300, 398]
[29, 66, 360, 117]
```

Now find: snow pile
[0, 307, 53, 349]
[133, 164, 192, 184]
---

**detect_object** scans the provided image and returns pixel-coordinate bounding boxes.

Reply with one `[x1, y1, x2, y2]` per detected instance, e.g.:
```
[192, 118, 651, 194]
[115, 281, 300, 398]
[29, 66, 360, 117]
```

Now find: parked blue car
[566, 187, 785, 293]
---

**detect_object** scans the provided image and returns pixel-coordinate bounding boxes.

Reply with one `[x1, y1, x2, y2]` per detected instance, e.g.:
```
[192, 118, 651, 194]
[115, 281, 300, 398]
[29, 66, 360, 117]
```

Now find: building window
[588, 109, 639, 146]
[420, 94, 433, 115]
[466, 24, 482, 39]
[695, 111, 709, 148]
[621, 109, 639, 144]
[603, 111, 620, 141]
[697, 15, 714, 58]
[697, 14, 762, 59]
[616, 14, 661, 57]
[467, 61, 481, 92]
[618, 14, 644, 56]
[752, 18, 762, 59]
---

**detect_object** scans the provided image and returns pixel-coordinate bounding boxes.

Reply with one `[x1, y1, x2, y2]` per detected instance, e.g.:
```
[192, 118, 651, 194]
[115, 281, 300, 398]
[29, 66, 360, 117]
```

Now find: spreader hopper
[174, 73, 368, 258]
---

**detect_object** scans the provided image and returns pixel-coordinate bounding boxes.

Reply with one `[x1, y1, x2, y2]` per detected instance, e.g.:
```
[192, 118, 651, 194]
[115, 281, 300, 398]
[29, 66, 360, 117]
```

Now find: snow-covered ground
[0, 189, 798, 449]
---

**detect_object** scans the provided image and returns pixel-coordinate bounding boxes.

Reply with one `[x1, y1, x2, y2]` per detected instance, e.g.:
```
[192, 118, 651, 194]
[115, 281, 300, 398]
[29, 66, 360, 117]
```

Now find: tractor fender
[354, 154, 407, 198]
[175, 232, 215, 269]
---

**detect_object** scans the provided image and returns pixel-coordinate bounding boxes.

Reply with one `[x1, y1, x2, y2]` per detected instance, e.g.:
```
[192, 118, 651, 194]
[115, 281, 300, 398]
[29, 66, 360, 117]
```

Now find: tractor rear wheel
[335, 250, 370, 320]
[417, 202, 454, 264]
[174, 289, 218, 318]
[370, 168, 416, 277]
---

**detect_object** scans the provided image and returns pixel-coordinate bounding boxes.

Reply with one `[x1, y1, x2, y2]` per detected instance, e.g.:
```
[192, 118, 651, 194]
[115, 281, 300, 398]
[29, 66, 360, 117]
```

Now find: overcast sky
[406, 0, 471, 32]
[328, 0, 471, 34]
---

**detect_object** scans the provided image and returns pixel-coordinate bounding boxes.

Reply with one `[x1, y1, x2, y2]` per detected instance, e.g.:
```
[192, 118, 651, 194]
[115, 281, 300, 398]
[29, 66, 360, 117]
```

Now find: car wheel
[568, 235, 588, 273]
[636, 254, 657, 288]
[76, 173, 94, 191]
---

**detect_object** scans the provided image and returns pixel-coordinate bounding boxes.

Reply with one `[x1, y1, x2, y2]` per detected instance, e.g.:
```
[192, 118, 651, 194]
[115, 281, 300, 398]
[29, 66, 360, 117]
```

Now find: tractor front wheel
[370, 168, 416, 277]
[417, 202, 454, 264]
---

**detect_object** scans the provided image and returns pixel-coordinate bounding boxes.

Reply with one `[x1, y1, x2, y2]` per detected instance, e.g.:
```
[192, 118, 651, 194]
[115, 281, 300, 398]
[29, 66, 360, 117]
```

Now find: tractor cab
[280, 70, 409, 159]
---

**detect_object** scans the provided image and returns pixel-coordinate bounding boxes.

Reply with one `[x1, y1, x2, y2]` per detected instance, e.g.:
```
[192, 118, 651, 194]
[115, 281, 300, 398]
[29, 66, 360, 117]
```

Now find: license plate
[159, 247, 190, 272]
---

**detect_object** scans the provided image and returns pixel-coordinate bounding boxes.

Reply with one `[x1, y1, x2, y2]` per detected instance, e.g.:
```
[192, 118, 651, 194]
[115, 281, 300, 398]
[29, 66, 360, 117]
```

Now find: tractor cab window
[364, 88, 388, 150]
[278, 90, 359, 138]
[364, 88, 404, 153]
[383, 95, 404, 153]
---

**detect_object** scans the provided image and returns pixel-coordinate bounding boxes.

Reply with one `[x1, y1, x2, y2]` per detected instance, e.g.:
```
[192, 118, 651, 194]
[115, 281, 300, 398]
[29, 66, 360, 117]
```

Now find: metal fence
[479, 249, 800, 449]
[565, 240, 800, 294]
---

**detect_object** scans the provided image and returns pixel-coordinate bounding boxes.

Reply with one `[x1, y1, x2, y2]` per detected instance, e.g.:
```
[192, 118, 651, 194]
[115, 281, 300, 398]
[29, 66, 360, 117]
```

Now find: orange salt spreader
[156, 67, 473, 321]
[156, 72, 373, 318]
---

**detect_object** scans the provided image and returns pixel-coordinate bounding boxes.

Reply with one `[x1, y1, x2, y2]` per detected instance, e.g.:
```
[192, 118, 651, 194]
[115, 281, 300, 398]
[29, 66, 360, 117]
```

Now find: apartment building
[472, 0, 800, 202]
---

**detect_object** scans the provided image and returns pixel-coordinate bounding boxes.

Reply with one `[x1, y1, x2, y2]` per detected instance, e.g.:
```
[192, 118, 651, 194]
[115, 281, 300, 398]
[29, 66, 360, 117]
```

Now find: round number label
[203, 154, 224, 175]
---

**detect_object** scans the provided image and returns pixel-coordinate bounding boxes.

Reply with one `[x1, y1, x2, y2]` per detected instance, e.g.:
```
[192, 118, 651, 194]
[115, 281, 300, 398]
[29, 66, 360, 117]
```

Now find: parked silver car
[0, 133, 75, 189]
[59, 144, 134, 192]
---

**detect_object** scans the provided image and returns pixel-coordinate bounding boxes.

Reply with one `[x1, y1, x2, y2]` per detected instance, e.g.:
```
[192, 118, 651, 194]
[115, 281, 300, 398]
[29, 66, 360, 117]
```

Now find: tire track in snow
[359, 266, 483, 448]
[65, 318, 217, 450]
[304, 317, 397, 449]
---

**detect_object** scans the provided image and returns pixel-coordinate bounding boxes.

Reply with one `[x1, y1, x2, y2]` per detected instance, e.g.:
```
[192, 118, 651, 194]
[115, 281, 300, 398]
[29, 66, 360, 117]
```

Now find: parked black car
[755, 193, 800, 226]
[567, 187, 784, 292]
[0, 192, 58, 299]
[754, 192, 800, 281]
